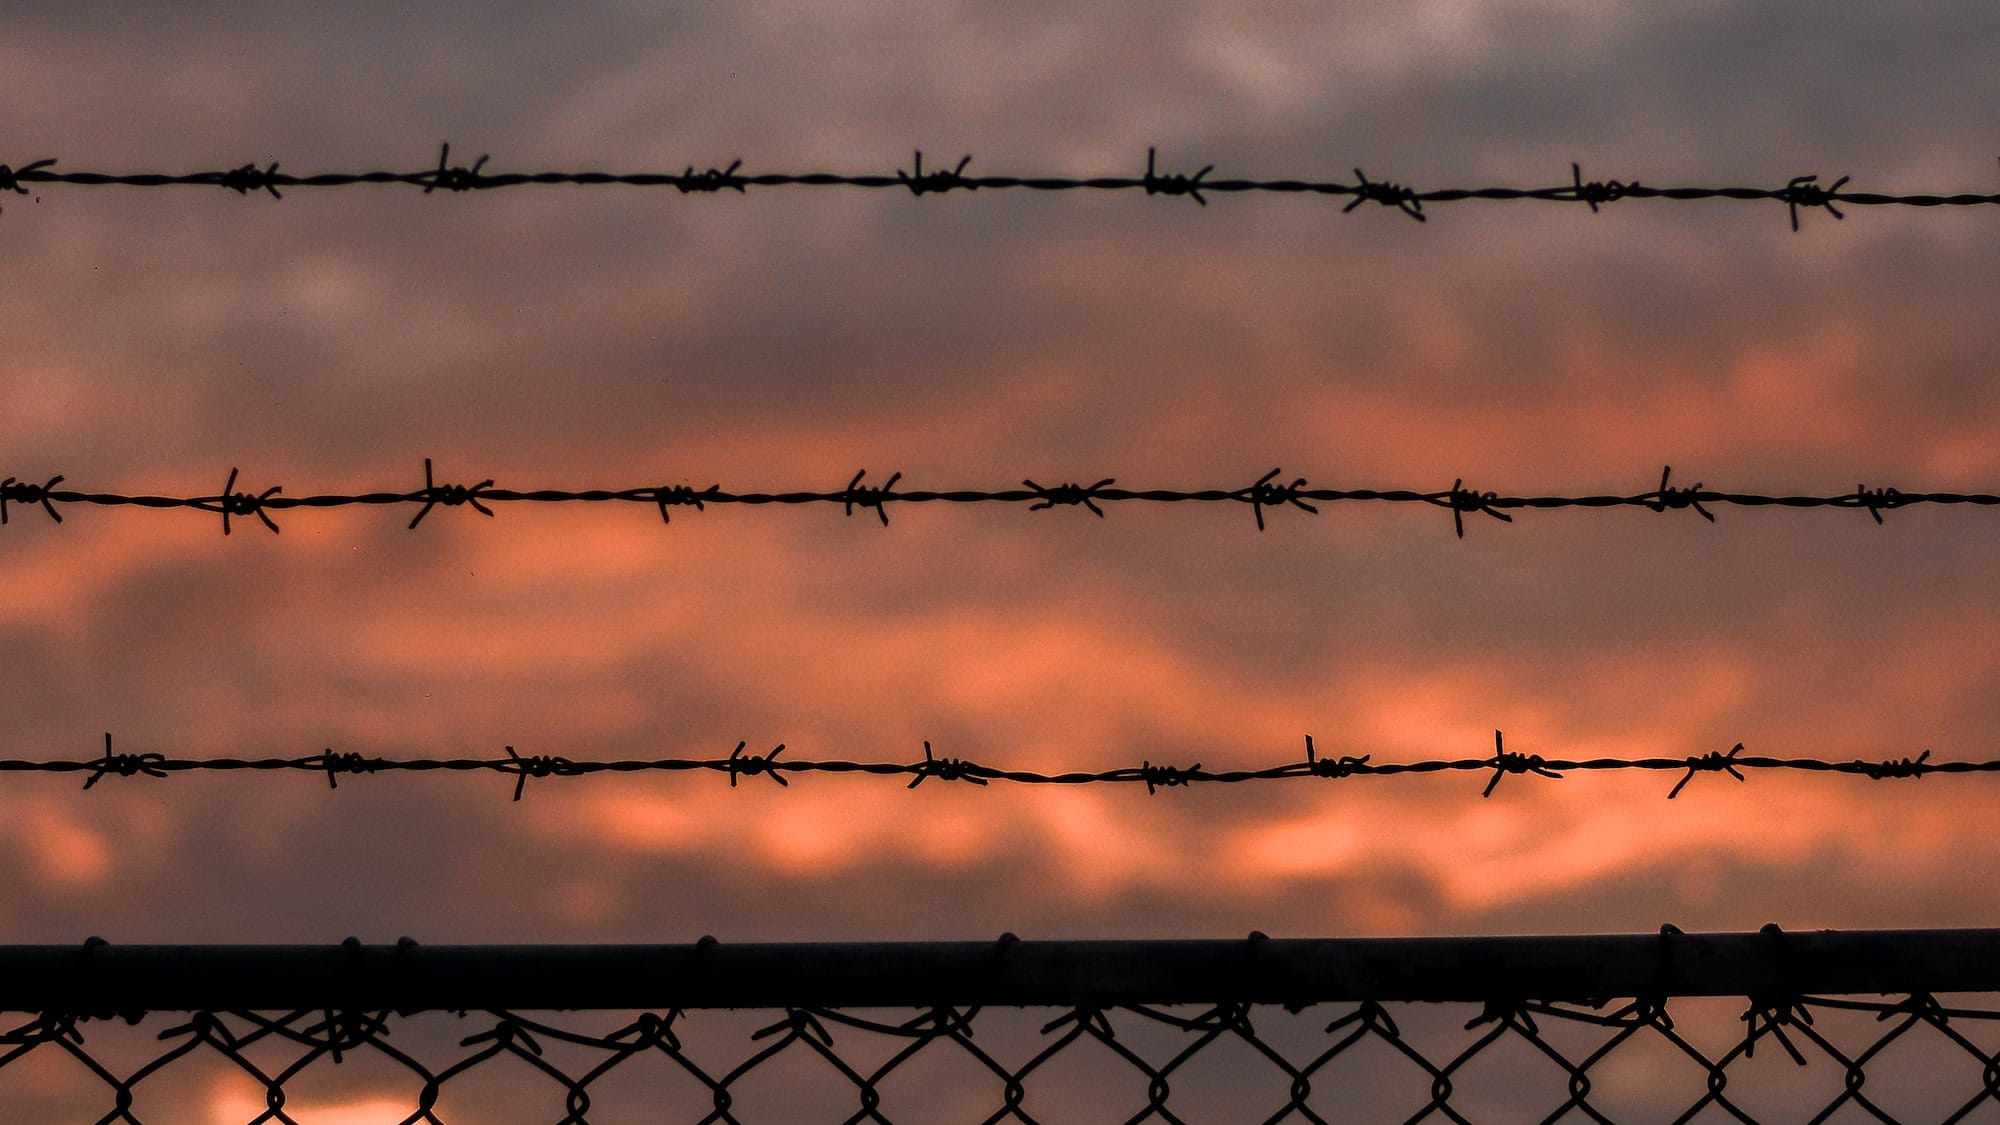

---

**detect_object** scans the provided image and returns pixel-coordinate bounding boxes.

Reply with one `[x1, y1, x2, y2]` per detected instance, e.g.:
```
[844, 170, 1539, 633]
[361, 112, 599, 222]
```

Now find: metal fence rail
[5, 929, 2000, 1123]
[17, 928, 2000, 1010]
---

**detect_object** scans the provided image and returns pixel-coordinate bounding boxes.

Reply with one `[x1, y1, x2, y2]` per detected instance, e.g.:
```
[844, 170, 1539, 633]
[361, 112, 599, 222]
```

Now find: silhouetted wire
[7, 145, 2000, 228]
[0, 463, 1981, 537]
[47, 731, 1966, 801]
[0, 996, 1983, 1124]
[13, 145, 2000, 1125]
[5, 926, 2000, 1125]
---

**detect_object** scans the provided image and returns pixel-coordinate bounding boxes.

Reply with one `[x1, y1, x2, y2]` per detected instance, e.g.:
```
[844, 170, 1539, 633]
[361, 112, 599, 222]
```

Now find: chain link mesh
[4, 993, 2000, 1123]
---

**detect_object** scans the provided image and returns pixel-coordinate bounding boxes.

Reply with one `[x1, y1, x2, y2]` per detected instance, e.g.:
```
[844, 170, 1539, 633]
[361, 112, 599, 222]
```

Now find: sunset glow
[2, 0, 1996, 954]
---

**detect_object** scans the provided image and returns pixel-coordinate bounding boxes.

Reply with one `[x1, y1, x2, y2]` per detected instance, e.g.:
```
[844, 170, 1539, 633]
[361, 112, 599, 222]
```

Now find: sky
[3, 0, 2000, 962]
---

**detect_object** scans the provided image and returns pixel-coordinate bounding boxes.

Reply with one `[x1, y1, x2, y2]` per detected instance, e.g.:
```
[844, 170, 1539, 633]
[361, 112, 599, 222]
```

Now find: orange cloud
[13, 800, 112, 890]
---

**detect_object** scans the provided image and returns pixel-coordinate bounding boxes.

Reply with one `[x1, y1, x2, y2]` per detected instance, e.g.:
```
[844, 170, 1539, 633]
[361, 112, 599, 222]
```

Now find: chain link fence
[7, 995, 2000, 1123]
[5, 929, 2000, 1122]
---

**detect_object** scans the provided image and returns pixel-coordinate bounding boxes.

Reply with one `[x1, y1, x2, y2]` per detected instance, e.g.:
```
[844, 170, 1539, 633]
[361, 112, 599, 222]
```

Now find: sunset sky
[3, 0, 1999, 955]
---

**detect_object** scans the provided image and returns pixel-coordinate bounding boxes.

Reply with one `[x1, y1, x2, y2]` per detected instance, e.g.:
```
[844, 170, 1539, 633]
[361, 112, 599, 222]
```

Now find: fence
[7, 928, 2000, 1123]
[8, 147, 2000, 230]
[16, 138, 1995, 1123]
[3, 464, 1992, 538]
[24, 730, 1964, 803]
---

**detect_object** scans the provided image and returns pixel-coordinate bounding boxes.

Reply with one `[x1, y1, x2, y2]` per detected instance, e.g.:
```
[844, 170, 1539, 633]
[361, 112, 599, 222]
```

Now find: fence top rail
[8, 928, 1999, 1012]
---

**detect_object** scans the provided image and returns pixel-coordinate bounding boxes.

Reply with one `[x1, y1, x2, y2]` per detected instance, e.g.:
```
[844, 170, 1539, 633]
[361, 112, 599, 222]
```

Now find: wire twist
[8, 149, 2000, 231]
[8, 463, 1992, 537]
[42, 730, 1991, 802]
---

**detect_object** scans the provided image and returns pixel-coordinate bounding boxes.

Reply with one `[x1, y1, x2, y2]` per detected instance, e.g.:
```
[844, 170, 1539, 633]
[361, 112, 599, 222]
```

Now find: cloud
[2, 0, 1998, 956]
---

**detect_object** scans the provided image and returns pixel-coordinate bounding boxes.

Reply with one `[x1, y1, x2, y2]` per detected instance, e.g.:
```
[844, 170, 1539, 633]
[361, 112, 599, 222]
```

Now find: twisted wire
[5, 146, 1999, 228]
[41, 731, 1990, 801]
[0, 463, 1984, 537]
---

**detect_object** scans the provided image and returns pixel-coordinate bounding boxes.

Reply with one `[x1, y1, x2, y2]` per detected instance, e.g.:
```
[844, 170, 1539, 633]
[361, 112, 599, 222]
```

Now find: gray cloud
[1, 0, 1997, 958]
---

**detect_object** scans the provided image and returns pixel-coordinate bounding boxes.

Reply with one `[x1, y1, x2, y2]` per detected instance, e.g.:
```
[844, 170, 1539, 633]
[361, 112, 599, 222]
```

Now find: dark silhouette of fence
[14, 137, 1990, 1124]
[32, 730, 1961, 803]
[1, 463, 1984, 538]
[6, 928, 2000, 1122]
[9, 146, 2000, 229]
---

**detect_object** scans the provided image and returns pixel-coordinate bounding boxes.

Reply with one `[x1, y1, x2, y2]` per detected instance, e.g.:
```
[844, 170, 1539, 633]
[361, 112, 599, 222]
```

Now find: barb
[315, 748, 383, 790]
[1435, 478, 1512, 538]
[1781, 173, 1849, 232]
[840, 469, 900, 526]
[1670, 742, 1746, 799]
[1138, 759, 1202, 795]
[408, 457, 495, 529]
[1023, 477, 1114, 517]
[1143, 147, 1211, 206]
[676, 159, 744, 194]
[1481, 729, 1560, 797]
[1345, 167, 1425, 221]
[1302, 734, 1371, 779]
[1848, 484, 1905, 524]
[1646, 465, 1715, 522]
[80, 733, 165, 791]
[1856, 749, 1931, 780]
[0, 157, 56, 196]
[653, 482, 718, 524]
[726, 740, 788, 788]
[6, 464, 1998, 536]
[898, 151, 976, 196]
[1568, 162, 1637, 212]
[8, 148, 1997, 228]
[908, 740, 988, 788]
[196, 467, 281, 536]
[1236, 468, 1318, 531]
[37, 730, 2000, 801]
[217, 161, 283, 199]
[0, 474, 64, 525]
[503, 744, 579, 801]
[421, 142, 490, 194]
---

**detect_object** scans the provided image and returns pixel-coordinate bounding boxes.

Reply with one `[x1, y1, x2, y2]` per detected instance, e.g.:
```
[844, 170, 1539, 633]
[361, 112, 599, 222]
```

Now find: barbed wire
[36, 731, 1975, 801]
[2, 463, 1989, 537]
[5, 144, 2000, 228]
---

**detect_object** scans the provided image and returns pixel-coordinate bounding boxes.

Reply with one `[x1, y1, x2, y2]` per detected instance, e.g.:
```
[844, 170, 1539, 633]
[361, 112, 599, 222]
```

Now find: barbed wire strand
[6, 146, 2000, 229]
[46, 731, 1970, 801]
[0, 464, 1983, 537]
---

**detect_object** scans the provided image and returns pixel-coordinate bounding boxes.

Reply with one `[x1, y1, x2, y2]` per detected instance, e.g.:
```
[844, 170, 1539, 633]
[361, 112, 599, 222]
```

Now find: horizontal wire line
[56, 732, 1961, 800]
[6, 145, 2000, 228]
[0, 465, 1979, 536]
